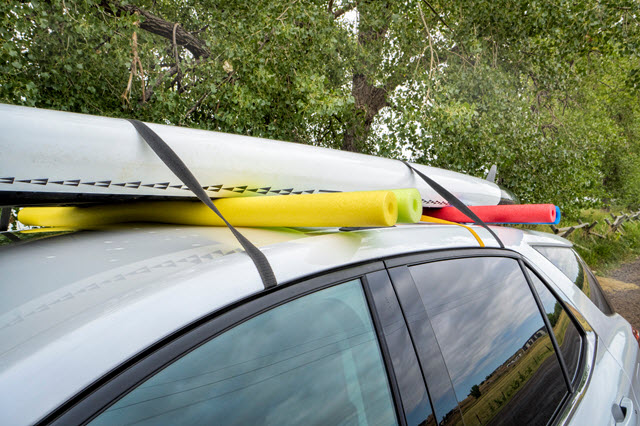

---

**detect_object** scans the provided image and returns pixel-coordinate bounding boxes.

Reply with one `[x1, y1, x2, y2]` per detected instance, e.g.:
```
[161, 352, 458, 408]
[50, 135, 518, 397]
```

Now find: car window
[526, 268, 583, 384]
[534, 246, 614, 315]
[409, 257, 568, 426]
[90, 279, 398, 426]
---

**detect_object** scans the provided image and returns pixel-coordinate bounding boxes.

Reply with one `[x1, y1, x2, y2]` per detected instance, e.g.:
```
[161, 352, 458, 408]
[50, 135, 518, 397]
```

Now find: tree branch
[180, 91, 210, 125]
[190, 24, 209, 35]
[100, 1, 213, 102]
[334, 3, 356, 19]
[420, 0, 452, 32]
[103, 2, 210, 58]
[417, 1, 438, 80]
[121, 30, 146, 105]
[143, 57, 205, 102]
[258, 28, 276, 52]
[143, 64, 178, 102]
[172, 22, 183, 91]
[327, 0, 334, 14]
[180, 71, 236, 124]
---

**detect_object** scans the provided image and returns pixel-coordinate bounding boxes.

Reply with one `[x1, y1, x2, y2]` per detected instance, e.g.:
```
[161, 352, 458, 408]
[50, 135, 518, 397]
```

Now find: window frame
[521, 253, 598, 425]
[44, 261, 412, 426]
[363, 269, 436, 426]
[521, 260, 590, 388]
[384, 248, 592, 426]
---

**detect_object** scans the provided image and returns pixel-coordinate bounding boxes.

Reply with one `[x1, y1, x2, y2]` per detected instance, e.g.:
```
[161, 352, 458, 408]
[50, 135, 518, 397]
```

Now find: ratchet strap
[403, 161, 504, 248]
[127, 119, 278, 289]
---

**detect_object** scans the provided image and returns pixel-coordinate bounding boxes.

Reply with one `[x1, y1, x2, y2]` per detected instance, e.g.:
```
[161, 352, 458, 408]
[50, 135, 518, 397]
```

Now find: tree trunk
[341, 74, 389, 152]
[340, 1, 393, 152]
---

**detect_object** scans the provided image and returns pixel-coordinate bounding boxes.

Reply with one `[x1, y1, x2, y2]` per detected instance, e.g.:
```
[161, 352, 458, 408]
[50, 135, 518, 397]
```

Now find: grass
[459, 334, 556, 425]
[458, 315, 571, 425]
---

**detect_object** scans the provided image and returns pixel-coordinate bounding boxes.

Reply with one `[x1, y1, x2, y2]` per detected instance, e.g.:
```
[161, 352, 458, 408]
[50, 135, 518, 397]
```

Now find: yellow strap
[420, 215, 485, 247]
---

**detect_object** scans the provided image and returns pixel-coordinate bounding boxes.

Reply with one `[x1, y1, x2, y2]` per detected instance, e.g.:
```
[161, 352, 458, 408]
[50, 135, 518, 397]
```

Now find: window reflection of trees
[528, 269, 583, 385]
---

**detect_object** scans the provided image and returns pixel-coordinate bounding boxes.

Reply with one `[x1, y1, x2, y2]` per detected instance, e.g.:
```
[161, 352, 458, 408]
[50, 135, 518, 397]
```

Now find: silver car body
[1, 223, 639, 425]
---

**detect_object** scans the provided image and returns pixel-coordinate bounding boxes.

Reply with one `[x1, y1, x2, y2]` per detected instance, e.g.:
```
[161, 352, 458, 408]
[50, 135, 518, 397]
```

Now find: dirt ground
[598, 259, 640, 330]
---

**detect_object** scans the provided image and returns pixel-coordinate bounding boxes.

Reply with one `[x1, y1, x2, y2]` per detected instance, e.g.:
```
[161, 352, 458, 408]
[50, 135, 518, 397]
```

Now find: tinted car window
[534, 246, 614, 315]
[409, 257, 568, 426]
[91, 279, 398, 426]
[526, 268, 583, 384]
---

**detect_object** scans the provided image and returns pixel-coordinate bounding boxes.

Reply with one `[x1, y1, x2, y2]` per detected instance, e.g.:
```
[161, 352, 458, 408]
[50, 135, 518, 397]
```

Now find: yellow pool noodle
[18, 190, 399, 228]
[391, 189, 422, 223]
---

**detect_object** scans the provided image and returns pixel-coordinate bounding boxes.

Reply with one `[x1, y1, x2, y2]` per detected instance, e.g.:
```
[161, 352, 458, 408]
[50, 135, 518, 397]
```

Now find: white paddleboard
[0, 104, 511, 207]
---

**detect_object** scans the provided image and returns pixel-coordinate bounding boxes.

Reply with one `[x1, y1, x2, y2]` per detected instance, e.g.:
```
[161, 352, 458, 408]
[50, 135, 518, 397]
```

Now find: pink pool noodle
[423, 204, 560, 225]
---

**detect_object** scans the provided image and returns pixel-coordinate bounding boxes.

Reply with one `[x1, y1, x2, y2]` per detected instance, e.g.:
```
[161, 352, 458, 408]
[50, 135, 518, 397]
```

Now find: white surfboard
[0, 104, 512, 207]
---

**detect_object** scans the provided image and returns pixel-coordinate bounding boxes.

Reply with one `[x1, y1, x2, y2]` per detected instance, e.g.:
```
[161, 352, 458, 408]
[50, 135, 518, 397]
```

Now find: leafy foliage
[470, 384, 482, 399]
[1, 0, 639, 209]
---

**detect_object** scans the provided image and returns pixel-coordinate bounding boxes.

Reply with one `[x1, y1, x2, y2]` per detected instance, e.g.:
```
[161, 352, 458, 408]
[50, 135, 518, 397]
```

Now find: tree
[547, 302, 564, 328]
[2, 0, 639, 209]
[376, 0, 640, 209]
[1, 0, 435, 153]
[470, 384, 482, 399]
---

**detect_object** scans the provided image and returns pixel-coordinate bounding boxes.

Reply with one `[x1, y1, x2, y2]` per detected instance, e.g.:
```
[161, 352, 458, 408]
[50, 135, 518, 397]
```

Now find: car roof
[0, 223, 569, 424]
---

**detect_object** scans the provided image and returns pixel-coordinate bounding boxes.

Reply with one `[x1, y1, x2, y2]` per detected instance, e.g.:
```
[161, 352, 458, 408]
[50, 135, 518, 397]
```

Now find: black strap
[127, 119, 278, 289]
[403, 161, 505, 248]
[0, 208, 10, 232]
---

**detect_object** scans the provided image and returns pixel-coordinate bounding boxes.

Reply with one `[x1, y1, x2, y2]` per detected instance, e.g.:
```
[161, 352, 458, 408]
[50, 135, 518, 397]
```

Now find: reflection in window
[534, 246, 614, 315]
[410, 258, 568, 425]
[527, 268, 582, 384]
[534, 246, 589, 295]
[91, 279, 397, 426]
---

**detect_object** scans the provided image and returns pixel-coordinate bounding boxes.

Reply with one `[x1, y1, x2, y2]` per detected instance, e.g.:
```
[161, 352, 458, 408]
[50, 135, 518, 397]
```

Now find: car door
[46, 263, 433, 426]
[528, 245, 639, 426]
[385, 249, 598, 426]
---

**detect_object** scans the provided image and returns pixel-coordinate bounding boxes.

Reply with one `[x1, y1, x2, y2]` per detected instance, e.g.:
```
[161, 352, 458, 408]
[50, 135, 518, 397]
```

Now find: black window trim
[43, 260, 410, 426]
[361, 271, 410, 426]
[383, 247, 522, 269]
[386, 264, 462, 424]
[362, 269, 436, 426]
[384, 248, 591, 426]
[578, 257, 616, 316]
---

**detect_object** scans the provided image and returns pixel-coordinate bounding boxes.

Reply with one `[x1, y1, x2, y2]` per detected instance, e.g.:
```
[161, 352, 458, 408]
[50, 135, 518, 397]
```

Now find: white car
[1, 221, 639, 425]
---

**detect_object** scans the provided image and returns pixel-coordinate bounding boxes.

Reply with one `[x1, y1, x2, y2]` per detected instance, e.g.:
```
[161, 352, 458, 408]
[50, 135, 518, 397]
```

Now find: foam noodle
[423, 204, 560, 225]
[391, 189, 422, 223]
[18, 190, 399, 228]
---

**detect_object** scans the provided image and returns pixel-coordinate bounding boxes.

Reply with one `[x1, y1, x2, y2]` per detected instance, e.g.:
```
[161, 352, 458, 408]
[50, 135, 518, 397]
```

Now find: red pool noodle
[423, 204, 558, 224]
